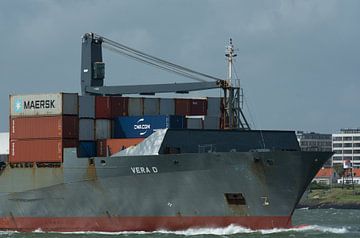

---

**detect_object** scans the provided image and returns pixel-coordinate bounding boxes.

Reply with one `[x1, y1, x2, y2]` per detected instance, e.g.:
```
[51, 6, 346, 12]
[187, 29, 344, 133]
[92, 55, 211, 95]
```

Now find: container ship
[0, 33, 332, 232]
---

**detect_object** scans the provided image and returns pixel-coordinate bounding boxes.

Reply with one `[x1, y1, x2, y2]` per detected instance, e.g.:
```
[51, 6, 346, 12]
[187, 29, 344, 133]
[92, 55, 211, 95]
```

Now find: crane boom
[80, 32, 250, 129]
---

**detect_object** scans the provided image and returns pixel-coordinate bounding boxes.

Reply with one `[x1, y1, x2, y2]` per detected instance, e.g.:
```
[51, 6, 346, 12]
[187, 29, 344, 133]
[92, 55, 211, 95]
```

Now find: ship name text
[131, 166, 158, 174]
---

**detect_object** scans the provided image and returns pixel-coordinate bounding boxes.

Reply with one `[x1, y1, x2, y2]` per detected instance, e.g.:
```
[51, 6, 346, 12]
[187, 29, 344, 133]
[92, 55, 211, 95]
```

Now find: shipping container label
[10, 94, 63, 116]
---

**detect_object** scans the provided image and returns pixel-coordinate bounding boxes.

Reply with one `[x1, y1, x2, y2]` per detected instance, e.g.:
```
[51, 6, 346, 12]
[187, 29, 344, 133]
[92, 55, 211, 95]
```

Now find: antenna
[223, 38, 250, 130]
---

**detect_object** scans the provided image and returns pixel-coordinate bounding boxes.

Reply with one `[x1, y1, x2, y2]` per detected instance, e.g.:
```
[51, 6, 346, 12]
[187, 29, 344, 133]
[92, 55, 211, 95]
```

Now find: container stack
[9, 93, 224, 161]
[9, 93, 79, 164]
[78, 95, 96, 157]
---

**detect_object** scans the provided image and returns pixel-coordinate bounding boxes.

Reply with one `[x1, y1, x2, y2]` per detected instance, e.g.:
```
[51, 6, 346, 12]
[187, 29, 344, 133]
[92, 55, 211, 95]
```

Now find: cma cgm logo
[134, 118, 151, 136]
[14, 99, 23, 113]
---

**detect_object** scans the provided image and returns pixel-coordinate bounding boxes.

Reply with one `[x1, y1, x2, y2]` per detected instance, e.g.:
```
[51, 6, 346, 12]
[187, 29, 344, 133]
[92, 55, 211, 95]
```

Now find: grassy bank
[298, 183, 360, 209]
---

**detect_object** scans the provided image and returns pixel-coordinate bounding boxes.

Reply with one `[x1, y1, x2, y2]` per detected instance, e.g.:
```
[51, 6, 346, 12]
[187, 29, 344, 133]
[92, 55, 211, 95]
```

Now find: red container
[10, 116, 79, 139]
[111, 96, 129, 117]
[9, 139, 77, 163]
[97, 138, 144, 157]
[190, 99, 207, 115]
[95, 96, 111, 119]
[175, 99, 191, 115]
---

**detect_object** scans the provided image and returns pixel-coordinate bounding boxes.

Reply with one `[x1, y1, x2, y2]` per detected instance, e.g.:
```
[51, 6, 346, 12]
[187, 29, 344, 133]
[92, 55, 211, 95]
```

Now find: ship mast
[223, 38, 250, 130]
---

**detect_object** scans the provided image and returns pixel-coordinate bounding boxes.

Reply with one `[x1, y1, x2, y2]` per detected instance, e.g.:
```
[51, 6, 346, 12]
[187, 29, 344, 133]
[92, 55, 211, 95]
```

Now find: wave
[35, 224, 348, 236]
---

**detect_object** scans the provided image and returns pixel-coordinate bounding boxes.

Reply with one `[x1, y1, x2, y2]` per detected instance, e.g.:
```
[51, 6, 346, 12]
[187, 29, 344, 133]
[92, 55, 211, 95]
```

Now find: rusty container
[9, 139, 77, 163]
[95, 96, 111, 119]
[111, 96, 129, 117]
[10, 116, 79, 139]
[97, 138, 144, 157]
[175, 99, 191, 115]
[190, 99, 207, 115]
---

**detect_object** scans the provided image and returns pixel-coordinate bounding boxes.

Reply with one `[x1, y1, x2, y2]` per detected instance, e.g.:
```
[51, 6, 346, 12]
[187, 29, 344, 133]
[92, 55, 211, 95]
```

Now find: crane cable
[98, 34, 223, 83]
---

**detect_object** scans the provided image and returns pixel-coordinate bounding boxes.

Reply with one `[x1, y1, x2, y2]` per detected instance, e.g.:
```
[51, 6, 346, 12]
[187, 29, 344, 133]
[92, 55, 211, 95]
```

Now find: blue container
[77, 141, 97, 157]
[114, 115, 185, 138]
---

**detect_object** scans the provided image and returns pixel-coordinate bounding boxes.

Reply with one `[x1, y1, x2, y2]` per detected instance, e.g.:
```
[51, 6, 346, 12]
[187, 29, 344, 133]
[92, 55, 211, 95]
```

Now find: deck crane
[80, 32, 249, 129]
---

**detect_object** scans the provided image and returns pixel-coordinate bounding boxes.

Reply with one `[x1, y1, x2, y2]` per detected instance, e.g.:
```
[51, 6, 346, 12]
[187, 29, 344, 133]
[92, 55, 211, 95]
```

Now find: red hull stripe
[0, 216, 292, 232]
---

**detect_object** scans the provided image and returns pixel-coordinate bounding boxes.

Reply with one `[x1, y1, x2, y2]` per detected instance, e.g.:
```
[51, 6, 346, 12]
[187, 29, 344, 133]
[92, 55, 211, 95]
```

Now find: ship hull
[0, 148, 331, 232]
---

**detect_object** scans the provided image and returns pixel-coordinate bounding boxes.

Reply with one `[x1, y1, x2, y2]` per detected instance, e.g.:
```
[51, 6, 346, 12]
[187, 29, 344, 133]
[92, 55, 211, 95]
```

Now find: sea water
[0, 209, 359, 238]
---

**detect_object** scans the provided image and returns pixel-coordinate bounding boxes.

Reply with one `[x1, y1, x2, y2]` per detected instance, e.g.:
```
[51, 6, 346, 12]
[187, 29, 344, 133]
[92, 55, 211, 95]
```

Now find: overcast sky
[0, 0, 359, 133]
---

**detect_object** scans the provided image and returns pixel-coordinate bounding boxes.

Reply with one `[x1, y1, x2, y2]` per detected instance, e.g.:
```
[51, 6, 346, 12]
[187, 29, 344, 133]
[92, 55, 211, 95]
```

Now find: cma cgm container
[97, 138, 144, 157]
[10, 93, 78, 117]
[10, 116, 79, 139]
[9, 139, 77, 163]
[114, 115, 185, 138]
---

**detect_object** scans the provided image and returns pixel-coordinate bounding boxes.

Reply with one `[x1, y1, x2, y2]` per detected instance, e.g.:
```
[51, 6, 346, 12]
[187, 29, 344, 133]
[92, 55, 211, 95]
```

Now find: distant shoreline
[297, 203, 360, 209]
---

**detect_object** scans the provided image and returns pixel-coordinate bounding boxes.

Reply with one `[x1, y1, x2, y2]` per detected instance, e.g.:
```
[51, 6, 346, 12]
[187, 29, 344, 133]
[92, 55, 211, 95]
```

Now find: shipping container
[10, 93, 78, 117]
[10, 116, 79, 139]
[143, 98, 160, 115]
[207, 97, 222, 117]
[159, 98, 175, 115]
[97, 138, 144, 157]
[111, 96, 128, 117]
[114, 115, 185, 138]
[95, 119, 112, 140]
[190, 99, 207, 115]
[79, 95, 95, 118]
[203, 116, 220, 129]
[79, 119, 95, 141]
[128, 97, 143, 116]
[9, 139, 77, 163]
[95, 96, 111, 119]
[175, 99, 191, 115]
[187, 118, 203, 129]
[77, 141, 97, 158]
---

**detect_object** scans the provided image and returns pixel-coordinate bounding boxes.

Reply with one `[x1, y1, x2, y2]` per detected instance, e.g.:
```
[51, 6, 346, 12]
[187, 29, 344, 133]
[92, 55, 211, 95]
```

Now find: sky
[0, 0, 359, 133]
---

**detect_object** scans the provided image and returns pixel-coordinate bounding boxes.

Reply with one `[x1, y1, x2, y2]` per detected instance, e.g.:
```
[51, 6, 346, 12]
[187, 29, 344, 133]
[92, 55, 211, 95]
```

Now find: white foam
[39, 224, 348, 236]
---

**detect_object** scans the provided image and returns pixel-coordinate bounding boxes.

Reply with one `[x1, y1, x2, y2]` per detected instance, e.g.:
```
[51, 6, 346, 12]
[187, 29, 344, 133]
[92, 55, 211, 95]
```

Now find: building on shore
[313, 167, 338, 185]
[0, 132, 9, 163]
[296, 131, 332, 166]
[332, 128, 360, 168]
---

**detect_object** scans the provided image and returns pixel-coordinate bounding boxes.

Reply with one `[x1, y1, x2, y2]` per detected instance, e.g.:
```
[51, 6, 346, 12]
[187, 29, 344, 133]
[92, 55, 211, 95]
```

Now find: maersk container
[128, 97, 143, 116]
[9, 139, 77, 163]
[10, 93, 78, 117]
[79, 95, 95, 118]
[77, 141, 97, 158]
[111, 96, 128, 117]
[95, 96, 111, 119]
[10, 116, 79, 139]
[114, 115, 185, 138]
[159, 98, 175, 115]
[143, 98, 160, 115]
[79, 119, 95, 141]
[187, 118, 204, 129]
[95, 119, 112, 139]
[203, 116, 220, 129]
[207, 97, 222, 117]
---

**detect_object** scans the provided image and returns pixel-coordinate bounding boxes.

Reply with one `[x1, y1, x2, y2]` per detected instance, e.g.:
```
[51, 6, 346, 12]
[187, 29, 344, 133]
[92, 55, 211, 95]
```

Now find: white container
[187, 118, 203, 129]
[10, 93, 78, 117]
[95, 119, 112, 139]
[128, 97, 143, 116]
[203, 116, 220, 129]
[143, 98, 160, 115]
[207, 97, 222, 117]
[159, 98, 175, 115]
[79, 95, 95, 118]
[79, 119, 95, 141]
